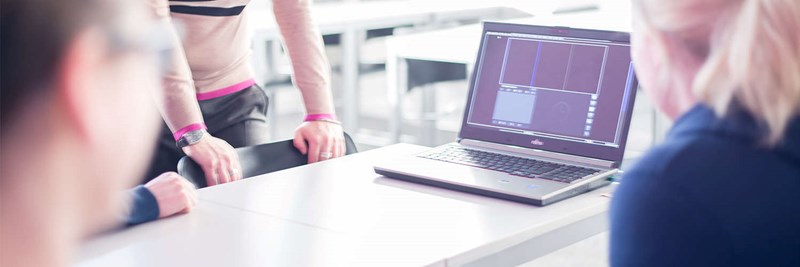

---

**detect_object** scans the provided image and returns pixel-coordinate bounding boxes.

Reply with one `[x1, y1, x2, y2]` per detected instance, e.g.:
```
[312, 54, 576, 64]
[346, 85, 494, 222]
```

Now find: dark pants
[143, 85, 270, 184]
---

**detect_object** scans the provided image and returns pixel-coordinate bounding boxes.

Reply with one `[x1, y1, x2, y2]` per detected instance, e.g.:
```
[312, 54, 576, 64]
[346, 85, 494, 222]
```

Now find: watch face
[176, 129, 206, 148]
[185, 130, 206, 144]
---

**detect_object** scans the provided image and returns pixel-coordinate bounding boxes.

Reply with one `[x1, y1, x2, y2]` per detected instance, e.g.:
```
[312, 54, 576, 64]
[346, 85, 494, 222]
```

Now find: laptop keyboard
[417, 145, 602, 183]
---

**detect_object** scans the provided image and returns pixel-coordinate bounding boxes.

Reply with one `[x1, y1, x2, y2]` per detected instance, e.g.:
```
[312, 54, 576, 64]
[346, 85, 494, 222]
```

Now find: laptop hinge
[458, 139, 617, 169]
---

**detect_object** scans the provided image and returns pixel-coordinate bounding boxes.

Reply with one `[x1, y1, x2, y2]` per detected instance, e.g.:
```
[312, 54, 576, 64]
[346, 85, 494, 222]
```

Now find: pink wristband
[304, 113, 337, 122]
[172, 123, 207, 141]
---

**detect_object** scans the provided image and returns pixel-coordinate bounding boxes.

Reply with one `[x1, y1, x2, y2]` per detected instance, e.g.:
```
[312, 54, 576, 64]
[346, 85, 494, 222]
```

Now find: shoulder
[610, 136, 735, 266]
[610, 105, 800, 266]
[612, 133, 722, 214]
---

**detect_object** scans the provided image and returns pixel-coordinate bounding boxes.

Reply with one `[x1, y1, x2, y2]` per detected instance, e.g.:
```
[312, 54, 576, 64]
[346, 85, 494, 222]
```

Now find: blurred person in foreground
[611, 0, 800, 266]
[0, 0, 194, 266]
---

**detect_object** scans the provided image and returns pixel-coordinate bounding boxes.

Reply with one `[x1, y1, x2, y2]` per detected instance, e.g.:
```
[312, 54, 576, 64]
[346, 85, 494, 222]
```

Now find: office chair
[177, 132, 358, 188]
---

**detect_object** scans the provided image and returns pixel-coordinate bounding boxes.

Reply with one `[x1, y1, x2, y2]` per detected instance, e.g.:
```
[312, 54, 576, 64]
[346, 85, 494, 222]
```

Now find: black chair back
[178, 132, 357, 188]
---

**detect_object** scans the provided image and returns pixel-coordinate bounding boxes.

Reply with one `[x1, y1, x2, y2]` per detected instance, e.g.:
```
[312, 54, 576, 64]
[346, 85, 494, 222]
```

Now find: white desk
[247, 0, 531, 133]
[77, 202, 355, 267]
[385, 5, 633, 143]
[75, 144, 614, 267]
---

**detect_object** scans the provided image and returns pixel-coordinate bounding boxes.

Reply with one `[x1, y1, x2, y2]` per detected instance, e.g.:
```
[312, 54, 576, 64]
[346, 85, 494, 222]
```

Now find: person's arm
[126, 185, 160, 225]
[125, 172, 198, 225]
[146, 0, 242, 185]
[146, 0, 203, 131]
[272, 0, 345, 163]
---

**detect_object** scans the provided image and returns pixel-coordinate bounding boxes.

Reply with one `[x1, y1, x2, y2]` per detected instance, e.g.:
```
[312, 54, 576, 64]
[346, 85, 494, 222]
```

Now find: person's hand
[293, 121, 345, 163]
[182, 135, 242, 186]
[144, 172, 198, 218]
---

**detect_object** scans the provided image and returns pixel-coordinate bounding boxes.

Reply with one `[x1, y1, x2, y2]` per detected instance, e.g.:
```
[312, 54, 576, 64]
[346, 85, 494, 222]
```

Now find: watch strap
[172, 123, 207, 141]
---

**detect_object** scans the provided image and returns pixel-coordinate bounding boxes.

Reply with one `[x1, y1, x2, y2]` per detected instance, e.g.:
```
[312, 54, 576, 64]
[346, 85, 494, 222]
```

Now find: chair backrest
[178, 132, 358, 188]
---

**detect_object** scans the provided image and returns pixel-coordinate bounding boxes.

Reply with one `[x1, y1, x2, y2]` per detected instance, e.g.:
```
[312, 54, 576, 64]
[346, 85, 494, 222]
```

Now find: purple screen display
[467, 32, 633, 147]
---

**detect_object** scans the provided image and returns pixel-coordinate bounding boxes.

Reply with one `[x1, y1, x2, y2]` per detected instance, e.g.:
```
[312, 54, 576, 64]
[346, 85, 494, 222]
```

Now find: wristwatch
[176, 129, 207, 148]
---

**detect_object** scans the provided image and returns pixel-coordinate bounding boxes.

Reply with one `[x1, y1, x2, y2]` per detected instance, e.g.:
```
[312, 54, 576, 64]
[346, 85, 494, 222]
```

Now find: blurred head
[1, 0, 164, 231]
[631, 0, 800, 144]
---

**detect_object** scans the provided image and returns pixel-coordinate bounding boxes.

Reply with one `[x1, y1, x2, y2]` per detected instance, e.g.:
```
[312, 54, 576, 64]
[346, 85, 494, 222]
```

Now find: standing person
[610, 0, 800, 266]
[0, 0, 171, 266]
[145, 0, 346, 187]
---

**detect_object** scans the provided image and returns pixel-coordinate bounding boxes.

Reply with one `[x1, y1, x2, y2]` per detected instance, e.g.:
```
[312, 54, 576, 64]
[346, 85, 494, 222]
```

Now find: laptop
[374, 22, 638, 206]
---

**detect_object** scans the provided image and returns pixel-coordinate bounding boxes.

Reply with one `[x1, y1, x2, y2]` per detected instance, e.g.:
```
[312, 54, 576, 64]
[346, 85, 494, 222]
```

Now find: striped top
[146, 0, 330, 130]
[148, 0, 329, 96]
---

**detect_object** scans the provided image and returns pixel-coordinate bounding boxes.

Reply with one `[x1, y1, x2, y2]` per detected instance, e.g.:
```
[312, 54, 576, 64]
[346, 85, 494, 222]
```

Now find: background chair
[178, 132, 358, 188]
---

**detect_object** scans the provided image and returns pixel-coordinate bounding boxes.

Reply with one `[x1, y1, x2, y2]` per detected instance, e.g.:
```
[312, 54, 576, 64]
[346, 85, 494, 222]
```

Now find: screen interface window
[466, 30, 634, 147]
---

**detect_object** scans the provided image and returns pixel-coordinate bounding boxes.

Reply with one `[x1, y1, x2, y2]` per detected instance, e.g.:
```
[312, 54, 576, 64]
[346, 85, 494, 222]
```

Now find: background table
[247, 0, 533, 134]
[75, 144, 615, 267]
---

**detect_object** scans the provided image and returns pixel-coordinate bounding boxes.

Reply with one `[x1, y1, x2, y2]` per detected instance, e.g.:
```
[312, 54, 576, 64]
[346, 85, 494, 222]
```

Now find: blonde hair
[634, 0, 800, 144]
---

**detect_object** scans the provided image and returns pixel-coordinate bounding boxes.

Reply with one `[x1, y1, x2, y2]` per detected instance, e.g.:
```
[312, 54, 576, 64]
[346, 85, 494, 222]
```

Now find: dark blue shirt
[126, 185, 160, 225]
[610, 104, 800, 266]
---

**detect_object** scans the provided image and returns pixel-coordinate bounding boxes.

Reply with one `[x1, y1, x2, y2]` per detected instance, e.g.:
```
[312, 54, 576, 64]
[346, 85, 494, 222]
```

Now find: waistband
[196, 79, 256, 101]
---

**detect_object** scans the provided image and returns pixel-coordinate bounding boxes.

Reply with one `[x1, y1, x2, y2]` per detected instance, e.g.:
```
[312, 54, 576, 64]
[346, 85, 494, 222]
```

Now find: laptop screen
[460, 22, 637, 164]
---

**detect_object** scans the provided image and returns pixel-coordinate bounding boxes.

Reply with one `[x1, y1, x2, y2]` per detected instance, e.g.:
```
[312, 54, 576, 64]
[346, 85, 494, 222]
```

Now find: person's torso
[619, 104, 800, 265]
[169, 0, 254, 92]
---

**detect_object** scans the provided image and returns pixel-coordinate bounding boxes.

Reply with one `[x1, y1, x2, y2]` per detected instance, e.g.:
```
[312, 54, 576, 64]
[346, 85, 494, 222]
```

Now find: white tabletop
[77, 202, 359, 267]
[75, 144, 613, 267]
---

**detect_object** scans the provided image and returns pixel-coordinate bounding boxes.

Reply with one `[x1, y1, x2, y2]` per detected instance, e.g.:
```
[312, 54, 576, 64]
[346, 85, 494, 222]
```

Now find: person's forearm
[160, 81, 204, 132]
[273, 0, 335, 115]
[147, 0, 204, 131]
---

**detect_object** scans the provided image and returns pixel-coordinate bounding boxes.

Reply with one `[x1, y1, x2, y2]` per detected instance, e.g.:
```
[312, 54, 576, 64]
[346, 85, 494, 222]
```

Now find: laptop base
[375, 167, 612, 206]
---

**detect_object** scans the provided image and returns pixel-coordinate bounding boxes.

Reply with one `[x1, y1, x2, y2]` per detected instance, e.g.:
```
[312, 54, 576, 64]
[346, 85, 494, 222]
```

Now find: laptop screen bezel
[458, 21, 638, 165]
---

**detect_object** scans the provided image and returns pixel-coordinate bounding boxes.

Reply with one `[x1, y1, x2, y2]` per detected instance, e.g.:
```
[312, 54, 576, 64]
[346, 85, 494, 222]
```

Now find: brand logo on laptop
[530, 139, 544, 146]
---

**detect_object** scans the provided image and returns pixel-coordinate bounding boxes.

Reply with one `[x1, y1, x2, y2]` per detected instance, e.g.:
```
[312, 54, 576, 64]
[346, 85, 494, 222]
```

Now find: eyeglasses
[104, 21, 173, 75]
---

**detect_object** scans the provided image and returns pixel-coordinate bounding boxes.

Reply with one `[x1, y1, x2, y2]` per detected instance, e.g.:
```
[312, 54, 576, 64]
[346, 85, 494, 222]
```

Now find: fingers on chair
[293, 131, 309, 155]
[308, 136, 321, 163]
[202, 161, 220, 186]
[336, 134, 346, 158]
[326, 136, 338, 160]
[213, 144, 234, 184]
[229, 146, 243, 181]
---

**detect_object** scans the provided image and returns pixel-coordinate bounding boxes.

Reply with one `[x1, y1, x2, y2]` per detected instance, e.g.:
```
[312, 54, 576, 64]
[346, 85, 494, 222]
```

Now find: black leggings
[142, 84, 270, 183]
